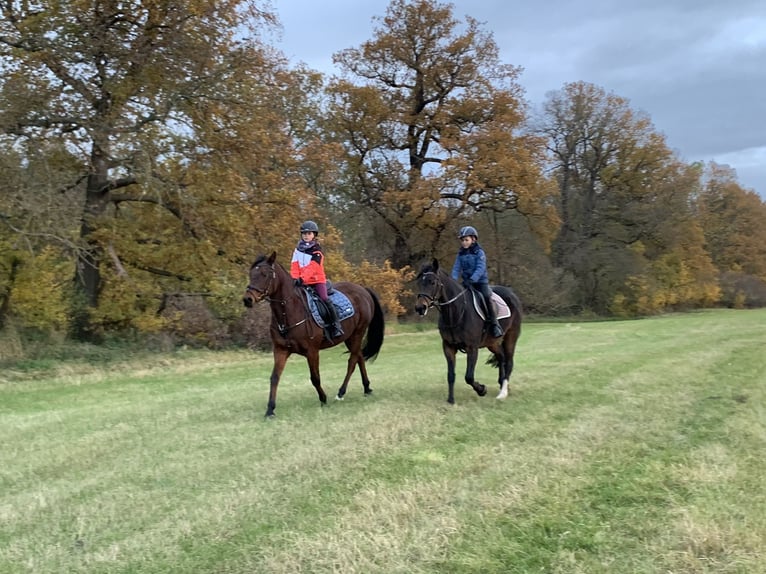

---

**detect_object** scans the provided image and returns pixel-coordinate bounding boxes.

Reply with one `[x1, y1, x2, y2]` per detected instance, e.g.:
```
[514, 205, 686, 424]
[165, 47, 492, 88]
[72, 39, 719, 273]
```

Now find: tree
[540, 81, 717, 314]
[0, 137, 83, 330]
[322, 0, 550, 269]
[0, 0, 308, 338]
[694, 163, 766, 306]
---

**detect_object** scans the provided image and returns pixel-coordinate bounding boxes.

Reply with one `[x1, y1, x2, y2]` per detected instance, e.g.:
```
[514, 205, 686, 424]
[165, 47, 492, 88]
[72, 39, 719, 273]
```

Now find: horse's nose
[415, 303, 426, 316]
[243, 296, 253, 308]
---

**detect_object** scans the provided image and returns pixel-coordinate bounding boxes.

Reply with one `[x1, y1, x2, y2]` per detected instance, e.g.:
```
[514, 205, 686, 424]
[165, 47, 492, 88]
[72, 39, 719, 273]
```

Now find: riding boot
[485, 296, 503, 338]
[326, 302, 344, 338]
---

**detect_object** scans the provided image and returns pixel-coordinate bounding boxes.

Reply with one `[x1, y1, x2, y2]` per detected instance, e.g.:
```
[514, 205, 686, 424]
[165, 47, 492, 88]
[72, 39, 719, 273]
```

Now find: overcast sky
[271, 0, 766, 198]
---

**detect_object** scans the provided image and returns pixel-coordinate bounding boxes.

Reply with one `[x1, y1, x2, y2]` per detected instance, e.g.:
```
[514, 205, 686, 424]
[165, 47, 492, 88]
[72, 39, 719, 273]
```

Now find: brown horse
[415, 259, 522, 404]
[243, 251, 385, 417]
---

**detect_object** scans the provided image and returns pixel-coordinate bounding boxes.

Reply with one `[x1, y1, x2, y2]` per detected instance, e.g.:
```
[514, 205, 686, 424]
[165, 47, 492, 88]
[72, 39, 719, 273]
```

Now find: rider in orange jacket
[290, 220, 343, 338]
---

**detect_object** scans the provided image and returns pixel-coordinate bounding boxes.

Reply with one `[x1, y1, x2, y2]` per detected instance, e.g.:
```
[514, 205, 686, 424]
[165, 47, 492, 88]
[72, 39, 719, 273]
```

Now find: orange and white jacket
[290, 242, 327, 285]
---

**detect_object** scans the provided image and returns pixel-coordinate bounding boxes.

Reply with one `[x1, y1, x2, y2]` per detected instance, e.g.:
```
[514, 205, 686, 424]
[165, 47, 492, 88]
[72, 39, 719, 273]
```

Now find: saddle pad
[471, 291, 511, 320]
[304, 289, 355, 328]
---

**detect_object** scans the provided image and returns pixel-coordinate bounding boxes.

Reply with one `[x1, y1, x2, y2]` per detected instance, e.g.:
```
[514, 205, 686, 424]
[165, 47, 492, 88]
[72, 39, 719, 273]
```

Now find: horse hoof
[364, 388, 373, 395]
[335, 395, 344, 401]
[476, 384, 487, 397]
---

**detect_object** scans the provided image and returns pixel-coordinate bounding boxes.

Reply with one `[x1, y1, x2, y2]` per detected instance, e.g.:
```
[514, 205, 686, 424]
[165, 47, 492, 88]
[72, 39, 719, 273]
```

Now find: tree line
[2, 0, 765, 347]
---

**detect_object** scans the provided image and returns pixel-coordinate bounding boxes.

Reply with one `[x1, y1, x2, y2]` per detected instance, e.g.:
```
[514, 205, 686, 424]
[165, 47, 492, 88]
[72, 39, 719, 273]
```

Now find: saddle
[302, 285, 355, 328]
[468, 289, 511, 321]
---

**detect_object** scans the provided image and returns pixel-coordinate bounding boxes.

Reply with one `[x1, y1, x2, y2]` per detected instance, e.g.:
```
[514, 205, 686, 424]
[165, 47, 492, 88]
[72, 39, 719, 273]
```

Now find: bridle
[417, 271, 467, 311]
[246, 261, 309, 336]
[246, 262, 276, 302]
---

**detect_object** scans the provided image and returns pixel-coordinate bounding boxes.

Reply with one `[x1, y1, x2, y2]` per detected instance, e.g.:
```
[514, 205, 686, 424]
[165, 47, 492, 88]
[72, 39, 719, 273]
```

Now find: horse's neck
[440, 272, 463, 301]
[271, 264, 300, 308]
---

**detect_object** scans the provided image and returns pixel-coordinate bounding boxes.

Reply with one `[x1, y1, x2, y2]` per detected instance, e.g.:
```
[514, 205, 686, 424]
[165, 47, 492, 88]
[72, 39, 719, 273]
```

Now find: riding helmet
[300, 220, 319, 235]
[458, 226, 478, 239]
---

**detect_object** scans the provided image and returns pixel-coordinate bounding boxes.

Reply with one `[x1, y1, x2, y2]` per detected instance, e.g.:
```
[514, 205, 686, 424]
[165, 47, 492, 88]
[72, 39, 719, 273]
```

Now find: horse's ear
[268, 251, 277, 264]
[432, 258, 439, 271]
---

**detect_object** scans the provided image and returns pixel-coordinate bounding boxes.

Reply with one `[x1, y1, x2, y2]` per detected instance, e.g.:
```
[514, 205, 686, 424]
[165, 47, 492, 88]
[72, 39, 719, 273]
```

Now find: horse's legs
[356, 358, 373, 395]
[443, 341, 457, 404]
[496, 351, 510, 400]
[266, 347, 290, 417]
[464, 346, 487, 397]
[497, 329, 519, 400]
[336, 347, 360, 400]
[491, 344, 508, 399]
[306, 348, 328, 406]
[337, 333, 372, 400]
[353, 329, 374, 395]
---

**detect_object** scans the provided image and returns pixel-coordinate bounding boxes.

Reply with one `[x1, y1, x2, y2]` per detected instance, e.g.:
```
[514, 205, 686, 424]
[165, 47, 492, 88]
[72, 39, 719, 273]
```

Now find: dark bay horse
[415, 259, 522, 404]
[243, 252, 385, 417]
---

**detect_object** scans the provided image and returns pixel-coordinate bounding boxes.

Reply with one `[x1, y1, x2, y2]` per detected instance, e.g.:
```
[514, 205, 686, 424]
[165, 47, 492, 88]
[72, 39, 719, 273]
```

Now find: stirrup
[328, 324, 344, 339]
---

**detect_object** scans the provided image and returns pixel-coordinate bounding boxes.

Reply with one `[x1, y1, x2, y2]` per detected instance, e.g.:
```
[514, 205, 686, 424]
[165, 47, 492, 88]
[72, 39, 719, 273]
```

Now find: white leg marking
[496, 380, 509, 400]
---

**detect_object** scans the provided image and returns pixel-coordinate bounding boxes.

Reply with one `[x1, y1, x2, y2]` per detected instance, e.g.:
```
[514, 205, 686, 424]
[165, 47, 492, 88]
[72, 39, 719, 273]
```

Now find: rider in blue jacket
[451, 226, 503, 338]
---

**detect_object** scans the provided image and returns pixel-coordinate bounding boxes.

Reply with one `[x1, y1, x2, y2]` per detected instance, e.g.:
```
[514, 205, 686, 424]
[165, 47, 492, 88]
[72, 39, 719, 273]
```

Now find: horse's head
[243, 251, 278, 307]
[415, 259, 443, 316]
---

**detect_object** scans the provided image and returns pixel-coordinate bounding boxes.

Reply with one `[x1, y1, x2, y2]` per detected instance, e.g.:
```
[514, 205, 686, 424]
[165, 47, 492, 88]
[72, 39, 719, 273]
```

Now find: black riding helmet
[300, 220, 319, 235]
[458, 226, 478, 239]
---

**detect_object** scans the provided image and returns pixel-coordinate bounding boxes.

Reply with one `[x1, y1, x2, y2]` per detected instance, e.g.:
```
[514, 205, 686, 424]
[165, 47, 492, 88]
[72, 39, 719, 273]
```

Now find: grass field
[1, 309, 765, 573]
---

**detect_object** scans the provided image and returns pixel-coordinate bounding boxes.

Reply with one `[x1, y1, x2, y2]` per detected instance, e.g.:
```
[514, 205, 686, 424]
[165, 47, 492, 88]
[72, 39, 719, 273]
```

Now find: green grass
[2, 309, 765, 573]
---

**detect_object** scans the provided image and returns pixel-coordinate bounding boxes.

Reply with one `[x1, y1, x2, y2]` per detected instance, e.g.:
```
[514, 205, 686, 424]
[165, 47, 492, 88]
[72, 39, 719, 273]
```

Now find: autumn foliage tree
[2, 0, 766, 349]
[539, 82, 718, 314]
[694, 163, 766, 307]
[0, 137, 83, 332]
[322, 0, 551, 270]
[0, 0, 320, 339]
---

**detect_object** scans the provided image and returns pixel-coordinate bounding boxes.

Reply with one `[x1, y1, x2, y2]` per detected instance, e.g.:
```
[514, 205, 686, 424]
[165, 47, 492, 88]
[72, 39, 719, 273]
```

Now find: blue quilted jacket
[451, 242, 489, 285]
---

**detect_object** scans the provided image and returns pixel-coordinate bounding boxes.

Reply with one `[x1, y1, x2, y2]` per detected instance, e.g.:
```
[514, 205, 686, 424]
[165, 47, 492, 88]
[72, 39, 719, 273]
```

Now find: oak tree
[323, 0, 549, 269]
[0, 0, 315, 338]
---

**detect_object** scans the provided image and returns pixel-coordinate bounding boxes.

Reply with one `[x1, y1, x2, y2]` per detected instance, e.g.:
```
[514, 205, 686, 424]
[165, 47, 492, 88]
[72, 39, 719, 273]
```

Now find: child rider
[451, 226, 503, 338]
[290, 220, 344, 339]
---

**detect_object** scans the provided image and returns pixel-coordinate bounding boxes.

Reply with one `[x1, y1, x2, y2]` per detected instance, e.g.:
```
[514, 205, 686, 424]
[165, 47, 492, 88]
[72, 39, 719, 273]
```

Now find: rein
[250, 263, 310, 336]
[417, 270, 468, 339]
[417, 272, 467, 309]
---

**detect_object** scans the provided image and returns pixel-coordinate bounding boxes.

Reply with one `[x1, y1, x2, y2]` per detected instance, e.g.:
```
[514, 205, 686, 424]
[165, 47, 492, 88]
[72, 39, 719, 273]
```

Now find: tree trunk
[0, 255, 21, 330]
[552, 164, 575, 268]
[390, 232, 411, 270]
[71, 146, 111, 340]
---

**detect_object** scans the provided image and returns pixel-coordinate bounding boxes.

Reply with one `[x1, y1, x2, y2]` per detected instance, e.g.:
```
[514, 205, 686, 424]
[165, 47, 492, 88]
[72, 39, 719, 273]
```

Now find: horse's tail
[486, 285, 523, 368]
[362, 288, 385, 362]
